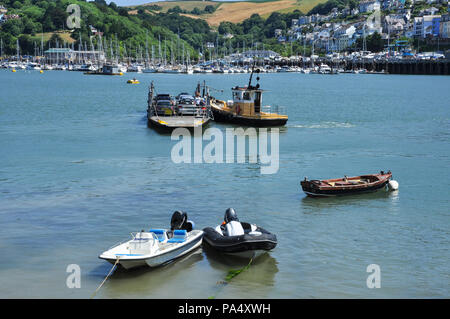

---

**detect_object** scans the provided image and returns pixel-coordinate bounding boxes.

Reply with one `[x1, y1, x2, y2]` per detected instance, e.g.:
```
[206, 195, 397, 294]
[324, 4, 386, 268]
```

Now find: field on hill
[130, 0, 327, 26]
[35, 31, 76, 44]
[145, 1, 221, 12]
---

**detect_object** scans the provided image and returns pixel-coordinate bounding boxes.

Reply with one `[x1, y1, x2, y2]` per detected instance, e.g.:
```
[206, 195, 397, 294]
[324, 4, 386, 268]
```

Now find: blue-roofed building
[44, 48, 105, 64]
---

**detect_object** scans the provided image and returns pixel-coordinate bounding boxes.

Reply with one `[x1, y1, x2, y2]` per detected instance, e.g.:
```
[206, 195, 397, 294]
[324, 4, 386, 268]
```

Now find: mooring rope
[90, 257, 120, 299]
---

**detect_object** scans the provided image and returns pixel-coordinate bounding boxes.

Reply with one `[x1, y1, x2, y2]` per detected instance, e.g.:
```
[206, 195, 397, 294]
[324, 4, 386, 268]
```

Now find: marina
[0, 69, 449, 299]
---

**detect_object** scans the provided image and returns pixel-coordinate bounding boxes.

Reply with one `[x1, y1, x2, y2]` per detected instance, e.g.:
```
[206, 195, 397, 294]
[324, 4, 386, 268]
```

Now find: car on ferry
[176, 94, 203, 116]
[155, 94, 175, 116]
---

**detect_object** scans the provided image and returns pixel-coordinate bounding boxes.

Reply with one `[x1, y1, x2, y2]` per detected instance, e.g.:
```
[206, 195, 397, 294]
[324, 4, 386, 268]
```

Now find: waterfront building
[44, 48, 106, 64]
[334, 25, 357, 48]
[241, 50, 280, 60]
[440, 14, 450, 38]
[413, 15, 442, 38]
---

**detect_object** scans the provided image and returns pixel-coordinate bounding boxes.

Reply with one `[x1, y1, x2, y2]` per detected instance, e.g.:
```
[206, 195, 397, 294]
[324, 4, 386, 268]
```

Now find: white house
[384, 15, 406, 34]
[420, 7, 440, 16]
[334, 25, 357, 48]
[359, 0, 381, 13]
[414, 15, 442, 37]
[298, 16, 312, 25]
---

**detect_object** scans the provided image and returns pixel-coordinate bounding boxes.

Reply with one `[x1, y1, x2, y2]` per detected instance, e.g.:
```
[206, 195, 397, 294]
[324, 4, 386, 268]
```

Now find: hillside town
[276, 0, 449, 55]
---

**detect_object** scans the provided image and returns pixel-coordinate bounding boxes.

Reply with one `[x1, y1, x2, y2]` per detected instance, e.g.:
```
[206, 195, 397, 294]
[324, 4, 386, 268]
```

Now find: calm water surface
[0, 70, 449, 298]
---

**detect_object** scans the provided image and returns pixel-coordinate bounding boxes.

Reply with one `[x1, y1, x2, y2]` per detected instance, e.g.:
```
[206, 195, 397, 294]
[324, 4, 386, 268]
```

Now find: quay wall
[268, 59, 450, 75]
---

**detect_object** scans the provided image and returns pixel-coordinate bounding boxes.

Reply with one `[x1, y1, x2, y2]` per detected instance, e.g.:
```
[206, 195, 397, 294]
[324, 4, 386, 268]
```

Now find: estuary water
[0, 70, 449, 298]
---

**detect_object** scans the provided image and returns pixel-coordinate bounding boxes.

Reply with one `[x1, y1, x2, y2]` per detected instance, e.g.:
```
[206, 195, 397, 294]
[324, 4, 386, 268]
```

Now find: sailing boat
[142, 32, 156, 73]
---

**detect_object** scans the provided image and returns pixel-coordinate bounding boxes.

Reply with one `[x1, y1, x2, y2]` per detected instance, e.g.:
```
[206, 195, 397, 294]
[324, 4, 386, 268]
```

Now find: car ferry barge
[147, 82, 212, 132]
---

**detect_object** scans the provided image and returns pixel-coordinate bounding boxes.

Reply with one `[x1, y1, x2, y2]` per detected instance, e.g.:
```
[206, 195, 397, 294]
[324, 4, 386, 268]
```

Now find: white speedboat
[99, 211, 203, 270]
[127, 64, 143, 73]
[26, 62, 41, 70]
[318, 63, 332, 74]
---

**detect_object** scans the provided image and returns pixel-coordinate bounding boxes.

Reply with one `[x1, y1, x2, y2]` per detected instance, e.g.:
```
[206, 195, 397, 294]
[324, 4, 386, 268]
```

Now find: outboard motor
[223, 208, 244, 236]
[171, 211, 187, 230]
[170, 211, 194, 232]
[224, 208, 239, 223]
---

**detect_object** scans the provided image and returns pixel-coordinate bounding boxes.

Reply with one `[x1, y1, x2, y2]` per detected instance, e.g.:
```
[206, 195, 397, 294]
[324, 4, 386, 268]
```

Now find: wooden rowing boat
[300, 171, 392, 197]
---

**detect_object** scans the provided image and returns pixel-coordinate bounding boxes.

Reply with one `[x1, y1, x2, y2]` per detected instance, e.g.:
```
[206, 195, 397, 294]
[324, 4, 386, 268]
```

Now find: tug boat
[300, 171, 396, 197]
[202, 208, 277, 259]
[99, 211, 203, 270]
[209, 66, 288, 127]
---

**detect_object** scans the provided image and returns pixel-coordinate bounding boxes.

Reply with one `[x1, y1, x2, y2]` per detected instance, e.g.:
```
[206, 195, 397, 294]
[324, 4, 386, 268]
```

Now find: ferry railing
[261, 105, 287, 116]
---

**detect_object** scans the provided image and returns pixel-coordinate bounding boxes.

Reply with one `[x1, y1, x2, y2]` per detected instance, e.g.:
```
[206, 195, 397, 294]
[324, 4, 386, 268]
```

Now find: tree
[109, 2, 118, 12]
[118, 7, 128, 17]
[367, 32, 384, 52]
[2, 18, 24, 36]
[204, 5, 215, 14]
[218, 22, 233, 35]
[168, 6, 182, 14]
[191, 7, 202, 15]
[356, 32, 384, 52]
[48, 33, 63, 47]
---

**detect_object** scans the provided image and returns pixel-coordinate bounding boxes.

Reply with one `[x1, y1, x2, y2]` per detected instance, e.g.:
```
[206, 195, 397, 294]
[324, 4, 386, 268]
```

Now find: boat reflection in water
[203, 244, 279, 298]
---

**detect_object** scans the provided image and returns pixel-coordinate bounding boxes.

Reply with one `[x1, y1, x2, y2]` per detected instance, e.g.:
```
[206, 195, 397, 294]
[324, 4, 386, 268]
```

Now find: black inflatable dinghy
[203, 208, 277, 258]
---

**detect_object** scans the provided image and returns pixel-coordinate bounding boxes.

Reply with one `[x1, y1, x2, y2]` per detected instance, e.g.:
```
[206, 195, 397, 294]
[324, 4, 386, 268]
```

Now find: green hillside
[0, 0, 200, 58]
[0, 0, 331, 59]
